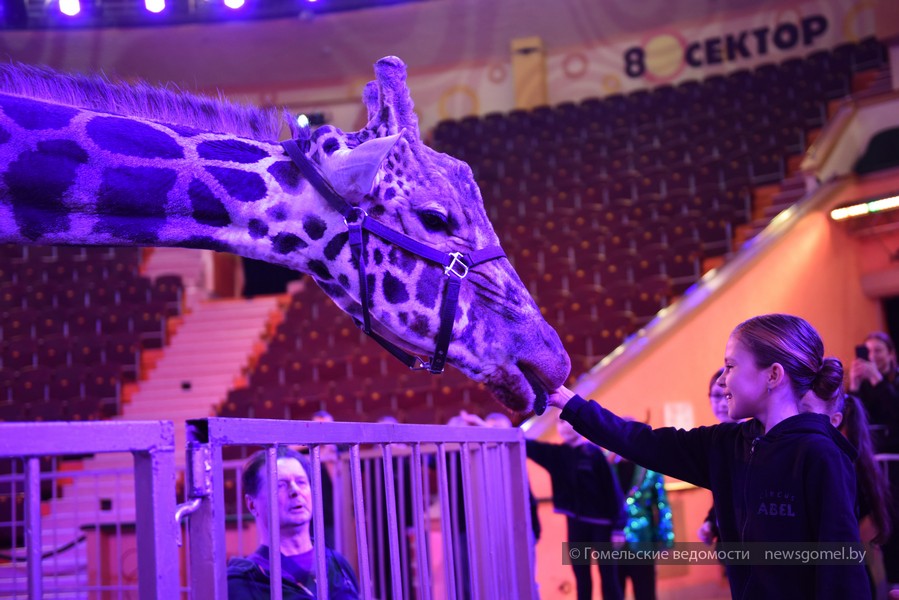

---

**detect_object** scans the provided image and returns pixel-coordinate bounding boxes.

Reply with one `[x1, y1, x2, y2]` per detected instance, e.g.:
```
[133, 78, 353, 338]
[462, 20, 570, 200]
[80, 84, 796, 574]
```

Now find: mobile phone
[855, 344, 870, 361]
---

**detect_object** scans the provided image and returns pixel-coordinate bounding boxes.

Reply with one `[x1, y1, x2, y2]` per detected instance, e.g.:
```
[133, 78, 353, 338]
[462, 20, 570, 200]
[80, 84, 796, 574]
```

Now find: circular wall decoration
[562, 52, 589, 79]
[438, 85, 479, 120]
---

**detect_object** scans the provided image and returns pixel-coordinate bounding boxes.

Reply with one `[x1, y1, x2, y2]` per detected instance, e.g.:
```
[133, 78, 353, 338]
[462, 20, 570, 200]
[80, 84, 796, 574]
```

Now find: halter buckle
[344, 206, 367, 227]
[444, 252, 469, 279]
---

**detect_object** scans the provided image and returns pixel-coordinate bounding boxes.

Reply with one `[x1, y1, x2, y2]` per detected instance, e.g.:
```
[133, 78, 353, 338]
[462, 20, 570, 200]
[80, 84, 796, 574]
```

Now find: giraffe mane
[0, 62, 298, 141]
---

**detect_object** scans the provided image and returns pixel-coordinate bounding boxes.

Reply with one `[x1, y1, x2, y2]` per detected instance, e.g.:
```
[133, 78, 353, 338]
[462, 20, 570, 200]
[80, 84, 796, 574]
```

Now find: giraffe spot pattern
[272, 232, 307, 255]
[188, 179, 231, 228]
[248, 219, 268, 239]
[370, 205, 386, 218]
[373, 248, 384, 265]
[383, 271, 409, 304]
[388, 247, 416, 274]
[94, 166, 177, 242]
[410, 313, 430, 337]
[5, 139, 88, 240]
[0, 95, 77, 131]
[205, 166, 266, 203]
[322, 138, 339, 156]
[86, 116, 185, 159]
[268, 161, 300, 191]
[197, 139, 268, 164]
[165, 123, 202, 137]
[307, 259, 332, 280]
[414, 268, 441, 310]
[323, 232, 348, 261]
[266, 203, 288, 222]
[303, 215, 327, 241]
[338, 274, 350, 288]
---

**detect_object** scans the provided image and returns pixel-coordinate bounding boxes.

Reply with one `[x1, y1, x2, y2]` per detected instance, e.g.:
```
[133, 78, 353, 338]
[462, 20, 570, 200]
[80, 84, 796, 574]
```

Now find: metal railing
[183, 417, 536, 600]
[0, 421, 179, 599]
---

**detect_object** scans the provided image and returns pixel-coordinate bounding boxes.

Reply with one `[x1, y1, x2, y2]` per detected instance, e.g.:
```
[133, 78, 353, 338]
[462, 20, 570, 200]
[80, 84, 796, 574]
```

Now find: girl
[547, 314, 870, 599]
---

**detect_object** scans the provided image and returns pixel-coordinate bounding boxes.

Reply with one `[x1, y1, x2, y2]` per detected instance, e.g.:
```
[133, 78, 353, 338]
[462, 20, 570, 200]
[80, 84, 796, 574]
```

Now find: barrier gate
[0, 420, 179, 599]
[1, 418, 536, 599]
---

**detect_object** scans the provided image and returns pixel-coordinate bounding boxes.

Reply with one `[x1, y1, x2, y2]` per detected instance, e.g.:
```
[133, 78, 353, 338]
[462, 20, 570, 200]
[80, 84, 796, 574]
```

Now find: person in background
[850, 331, 899, 589]
[800, 389, 894, 600]
[547, 313, 871, 599]
[850, 332, 899, 454]
[526, 417, 625, 600]
[609, 436, 674, 600]
[697, 368, 733, 550]
[227, 447, 359, 600]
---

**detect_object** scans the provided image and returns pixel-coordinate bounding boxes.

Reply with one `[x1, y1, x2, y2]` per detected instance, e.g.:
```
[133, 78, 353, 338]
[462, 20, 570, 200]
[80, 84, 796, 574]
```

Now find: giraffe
[0, 56, 569, 413]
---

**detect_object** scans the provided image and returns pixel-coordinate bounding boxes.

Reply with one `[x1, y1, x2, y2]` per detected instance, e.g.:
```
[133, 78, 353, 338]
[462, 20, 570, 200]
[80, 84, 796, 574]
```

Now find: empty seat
[35, 336, 71, 369]
[2, 337, 37, 371]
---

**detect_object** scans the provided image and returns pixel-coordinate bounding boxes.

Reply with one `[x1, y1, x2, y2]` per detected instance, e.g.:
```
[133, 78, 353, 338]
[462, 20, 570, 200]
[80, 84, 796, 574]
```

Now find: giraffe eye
[419, 209, 449, 232]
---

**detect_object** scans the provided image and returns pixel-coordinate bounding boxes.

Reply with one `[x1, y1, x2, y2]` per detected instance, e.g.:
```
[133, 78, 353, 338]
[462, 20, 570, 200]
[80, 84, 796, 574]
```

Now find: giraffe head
[300, 57, 569, 413]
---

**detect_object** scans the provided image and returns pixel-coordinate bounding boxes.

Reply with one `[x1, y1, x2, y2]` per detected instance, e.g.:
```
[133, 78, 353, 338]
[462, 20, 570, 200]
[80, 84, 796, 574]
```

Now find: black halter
[281, 136, 506, 374]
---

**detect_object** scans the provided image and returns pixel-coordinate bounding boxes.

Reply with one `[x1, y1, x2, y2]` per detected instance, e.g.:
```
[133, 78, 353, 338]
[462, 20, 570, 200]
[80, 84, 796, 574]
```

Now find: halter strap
[281, 138, 505, 374]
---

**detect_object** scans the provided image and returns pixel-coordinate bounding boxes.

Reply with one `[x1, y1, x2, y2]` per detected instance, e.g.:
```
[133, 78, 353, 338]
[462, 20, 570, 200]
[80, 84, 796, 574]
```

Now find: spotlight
[145, 0, 164, 12]
[59, 0, 80, 16]
[223, 0, 244, 8]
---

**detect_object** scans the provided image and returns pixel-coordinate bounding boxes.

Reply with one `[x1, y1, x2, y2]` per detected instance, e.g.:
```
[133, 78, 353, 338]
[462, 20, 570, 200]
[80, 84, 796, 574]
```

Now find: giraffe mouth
[521, 367, 550, 416]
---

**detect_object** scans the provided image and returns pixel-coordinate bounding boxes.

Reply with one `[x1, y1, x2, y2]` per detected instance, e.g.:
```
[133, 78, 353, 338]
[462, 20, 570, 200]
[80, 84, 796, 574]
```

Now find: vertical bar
[459, 443, 480, 600]
[448, 450, 465, 599]
[25, 456, 42, 600]
[498, 445, 514, 593]
[186, 439, 228, 600]
[476, 442, 499, 600]
[435, 443, 457, 600]
[507, 437, 537, 597]
[381, 444, 403, 600]
[371, 456, 386, 600]
[234, 457, 245, 557]
[310, 445, 328, 600]
[396, 454, 410, 600]
[265, 446, 283, 600]
[332, 449, 343, 556]
[420, 445, 433, 589]
[349, 444, 373, 600]
[410, 444, 432, 600]
[132, 426, 179, 600]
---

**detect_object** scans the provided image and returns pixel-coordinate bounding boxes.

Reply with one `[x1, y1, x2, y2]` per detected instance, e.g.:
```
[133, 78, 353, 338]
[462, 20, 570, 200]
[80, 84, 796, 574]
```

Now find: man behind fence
[227, 447, 360, 599]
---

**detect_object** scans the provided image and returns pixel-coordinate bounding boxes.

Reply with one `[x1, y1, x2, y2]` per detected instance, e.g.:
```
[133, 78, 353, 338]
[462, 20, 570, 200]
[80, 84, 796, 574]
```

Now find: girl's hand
[547, 385, 576, 410]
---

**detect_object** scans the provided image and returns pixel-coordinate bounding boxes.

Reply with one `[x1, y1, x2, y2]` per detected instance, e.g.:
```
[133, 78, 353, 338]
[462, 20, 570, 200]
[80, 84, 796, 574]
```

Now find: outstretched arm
[549, 386, 717, 490]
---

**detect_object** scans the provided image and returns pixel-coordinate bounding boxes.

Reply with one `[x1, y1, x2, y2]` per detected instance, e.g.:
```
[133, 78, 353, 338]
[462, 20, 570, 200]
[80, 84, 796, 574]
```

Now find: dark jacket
[227, 545, 359, 600]
[561, 394, 870, 600]
[855, 372, 899, 453]
[526, 438, 625, 528]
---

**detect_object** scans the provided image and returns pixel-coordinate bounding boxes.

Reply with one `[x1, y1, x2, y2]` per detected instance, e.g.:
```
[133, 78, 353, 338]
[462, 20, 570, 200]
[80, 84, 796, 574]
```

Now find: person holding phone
[850, 333, 899, 453]
[850, 332, 899, 591]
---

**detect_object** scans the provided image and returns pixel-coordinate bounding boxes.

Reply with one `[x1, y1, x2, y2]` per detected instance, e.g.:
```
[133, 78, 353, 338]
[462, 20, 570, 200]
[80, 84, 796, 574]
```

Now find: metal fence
[184, 417, 536, 600]
[0, 418, 536, 599]
[0, 421, 178, 599]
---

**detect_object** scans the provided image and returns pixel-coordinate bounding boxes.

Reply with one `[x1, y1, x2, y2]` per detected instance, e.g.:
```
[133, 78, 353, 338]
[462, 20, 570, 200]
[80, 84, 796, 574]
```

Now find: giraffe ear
[320, 132, 403, 199]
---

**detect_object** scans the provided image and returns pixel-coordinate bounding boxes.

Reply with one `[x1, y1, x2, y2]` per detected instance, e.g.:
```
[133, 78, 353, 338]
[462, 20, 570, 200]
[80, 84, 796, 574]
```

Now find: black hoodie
[561, 394, 871, 600]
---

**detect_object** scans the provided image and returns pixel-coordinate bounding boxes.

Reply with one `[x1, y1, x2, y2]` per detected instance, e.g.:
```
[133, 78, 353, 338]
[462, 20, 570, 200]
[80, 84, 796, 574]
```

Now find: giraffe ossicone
[0, 56, 570, 413]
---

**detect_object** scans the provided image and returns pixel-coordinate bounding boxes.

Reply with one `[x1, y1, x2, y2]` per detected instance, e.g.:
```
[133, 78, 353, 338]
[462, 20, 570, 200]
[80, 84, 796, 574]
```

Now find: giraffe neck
[0, 92, 342, 279]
